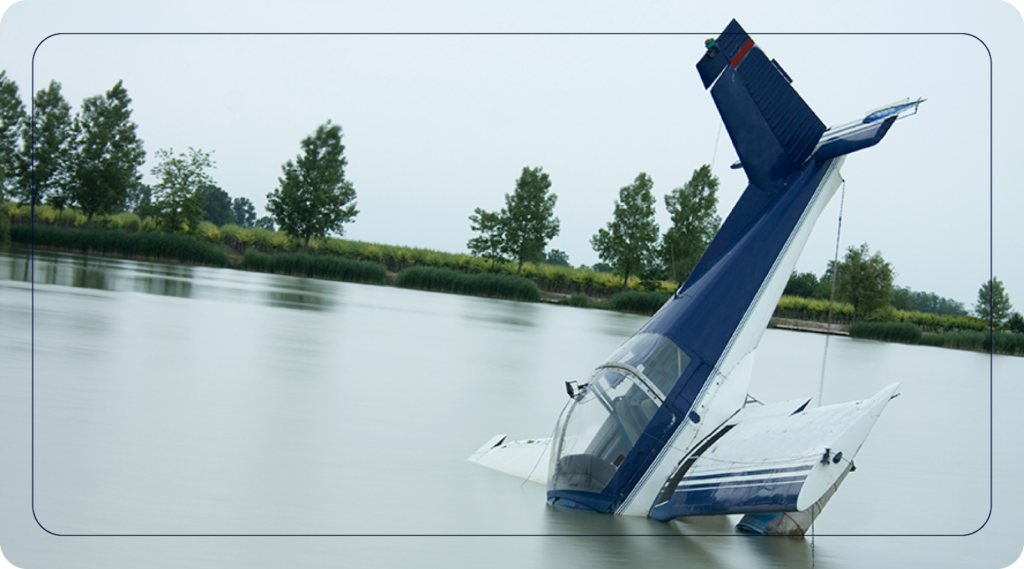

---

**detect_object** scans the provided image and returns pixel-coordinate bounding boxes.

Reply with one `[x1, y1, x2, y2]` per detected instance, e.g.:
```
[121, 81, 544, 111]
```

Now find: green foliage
[974, 276, 1013, 326]
[784, 271, 820, 298]
[255, 216, 275, 231]
[11, 224, 229, 266]
[610, 290, 672, 315]
[241, 250, 386, 284]
[396, 266, 541, 302]
[19, 80, 75, 206]
[892, 285, 967, 316]
[194, 221, 221, 243]
[835, 243, 894, 317]
[545, 249, 570, 267]
[848, 322, 1022, 356]
[1008, 312, 1024, 335]
[661, 164, 721, 284]
[267, 120, 357, 248]
[467, 207, 506, 266]
[567, 292, 593, 308]
[200, 185, 234, 226]
[232, 196, 256, 227]
[591, 172, 660, 289]
[150, 147, 216, 233]
[849, 321, 922, 344]
[124, 182, 152, 215]
[0, 71, 26, 201]
[68, 80, 146, 225]
[774, 295, 856, 322]
[467, 166, 560, 276]
[502, 166, 559, 275]
[0, 206, 8, 244]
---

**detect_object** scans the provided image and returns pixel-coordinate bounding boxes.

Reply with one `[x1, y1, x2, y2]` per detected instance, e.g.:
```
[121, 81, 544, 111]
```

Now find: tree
[467, 167, 560, 275]
[502, 166, 559, 275]
[0, 71, 26, 201]
[255, 216, 275, 231]
[19, 80, 75, 206]
[1008, 312, 1024, 334]
[661, 164, 721, 284]
[591, 172, 660, 290]
[267, 121, 357, 248]
[784, 271, 819, 298]
[199, 185, 233, 226]
[892, 286, 967, 316]
[467, 207, 506, 268]
[150, 147, 216, 233]
[124, 182, 152, 216]
[974, 276, 1013, 326]
[68, 80, 146, 226]
[545, 249, 570, 267]
[835, 243, 894, 317]
[231, 197, 257, 227]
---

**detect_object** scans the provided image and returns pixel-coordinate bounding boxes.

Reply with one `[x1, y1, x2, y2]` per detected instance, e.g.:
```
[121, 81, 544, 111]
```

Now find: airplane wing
[648, 383, 899, 521]
[467, 434, 551, 485]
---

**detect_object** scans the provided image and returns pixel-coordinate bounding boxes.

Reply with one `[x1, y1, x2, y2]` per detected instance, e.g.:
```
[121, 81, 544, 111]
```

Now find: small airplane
[469, 19, 920, 535]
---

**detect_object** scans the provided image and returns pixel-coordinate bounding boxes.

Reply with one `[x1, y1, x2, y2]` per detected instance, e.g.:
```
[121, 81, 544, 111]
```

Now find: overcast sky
[0, 0, 1021, 310]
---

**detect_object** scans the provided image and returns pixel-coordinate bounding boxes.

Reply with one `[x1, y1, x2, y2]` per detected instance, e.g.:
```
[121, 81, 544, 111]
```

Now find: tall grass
[241, 250, 387, 284]
[12, 225, 230, 266]
[610, 290, 672, 315]
[395, 266, 541, 302]
[849, 321, 922, 344]
[849, 321, 1024, 356]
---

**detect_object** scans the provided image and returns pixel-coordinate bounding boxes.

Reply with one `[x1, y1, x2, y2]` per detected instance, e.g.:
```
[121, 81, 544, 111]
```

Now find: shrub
[241, 250, 387, 284]
[567, 292, 593, 308]
[610, 290, 672, 315]
[395, 266, 541, 302]
[848, 321, 922, 344]
[11, 225, 230, 266]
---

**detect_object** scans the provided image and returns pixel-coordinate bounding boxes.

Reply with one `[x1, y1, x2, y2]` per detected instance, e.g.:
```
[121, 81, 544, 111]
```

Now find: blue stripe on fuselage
[571, 159, 833, 513]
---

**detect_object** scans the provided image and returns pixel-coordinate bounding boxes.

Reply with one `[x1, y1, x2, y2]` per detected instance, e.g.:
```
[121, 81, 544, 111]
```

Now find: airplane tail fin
[697, 20, 826, 191]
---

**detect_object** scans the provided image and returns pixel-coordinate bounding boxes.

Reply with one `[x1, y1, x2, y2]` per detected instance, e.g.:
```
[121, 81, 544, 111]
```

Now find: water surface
[1, 246, 1020, 568]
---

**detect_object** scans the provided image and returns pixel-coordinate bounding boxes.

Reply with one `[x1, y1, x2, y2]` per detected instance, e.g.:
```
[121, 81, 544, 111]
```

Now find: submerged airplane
[469, 20, 921, 535]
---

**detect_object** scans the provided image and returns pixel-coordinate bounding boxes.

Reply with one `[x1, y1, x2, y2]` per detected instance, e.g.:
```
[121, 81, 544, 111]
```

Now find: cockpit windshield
[549, 333, 690, 497]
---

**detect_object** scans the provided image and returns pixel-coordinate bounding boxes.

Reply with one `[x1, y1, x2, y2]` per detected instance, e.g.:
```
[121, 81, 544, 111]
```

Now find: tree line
[784, 246, 1022, 331]
[468, 164, 721, 289]
[0, 72, 356, 244]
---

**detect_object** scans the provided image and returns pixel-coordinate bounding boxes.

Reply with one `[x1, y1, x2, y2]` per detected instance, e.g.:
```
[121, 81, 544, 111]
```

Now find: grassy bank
[849, 321, 1024, 356]
[396, 266, 541, 302]
[241, 250, 387, 284]
[11, 225, 230, 267]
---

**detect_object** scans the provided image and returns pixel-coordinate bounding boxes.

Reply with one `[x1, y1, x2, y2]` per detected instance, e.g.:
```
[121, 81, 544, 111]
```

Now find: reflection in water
[133, 275, 193, 298]
[460, 295, 538, 328]
[264, 277, 335, 312]
[540, 507, 818, 569]
[0, 246, 338, 311]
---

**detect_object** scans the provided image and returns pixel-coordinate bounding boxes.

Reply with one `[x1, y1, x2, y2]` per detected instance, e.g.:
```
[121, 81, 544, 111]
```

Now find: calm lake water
[1, 246, 1022, 568]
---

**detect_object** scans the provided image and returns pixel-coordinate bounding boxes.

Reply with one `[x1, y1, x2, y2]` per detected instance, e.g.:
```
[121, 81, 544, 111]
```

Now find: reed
[849, 322, 1024, 356]
[848, 321, 922, 344]
[610, 290, 672, 315]
[566, 292, 594, 308]
[395, 266, 541, 302]
[241, 250, 387, 284]
[12, 225, 230, 266]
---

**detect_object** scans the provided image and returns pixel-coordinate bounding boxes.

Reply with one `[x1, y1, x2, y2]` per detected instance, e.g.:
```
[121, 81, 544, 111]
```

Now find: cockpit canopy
[548, 333, 690, 502]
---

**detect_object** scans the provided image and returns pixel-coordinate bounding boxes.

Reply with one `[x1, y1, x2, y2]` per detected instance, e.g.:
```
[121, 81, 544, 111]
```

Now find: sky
[0, 0, 1021, 312]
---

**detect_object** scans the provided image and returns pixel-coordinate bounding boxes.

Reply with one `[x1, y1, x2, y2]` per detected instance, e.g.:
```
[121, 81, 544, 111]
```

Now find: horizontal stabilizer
[467, 435, 550, 485]
[649, 383, 899, 520]
[811, 97, 925, 161]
